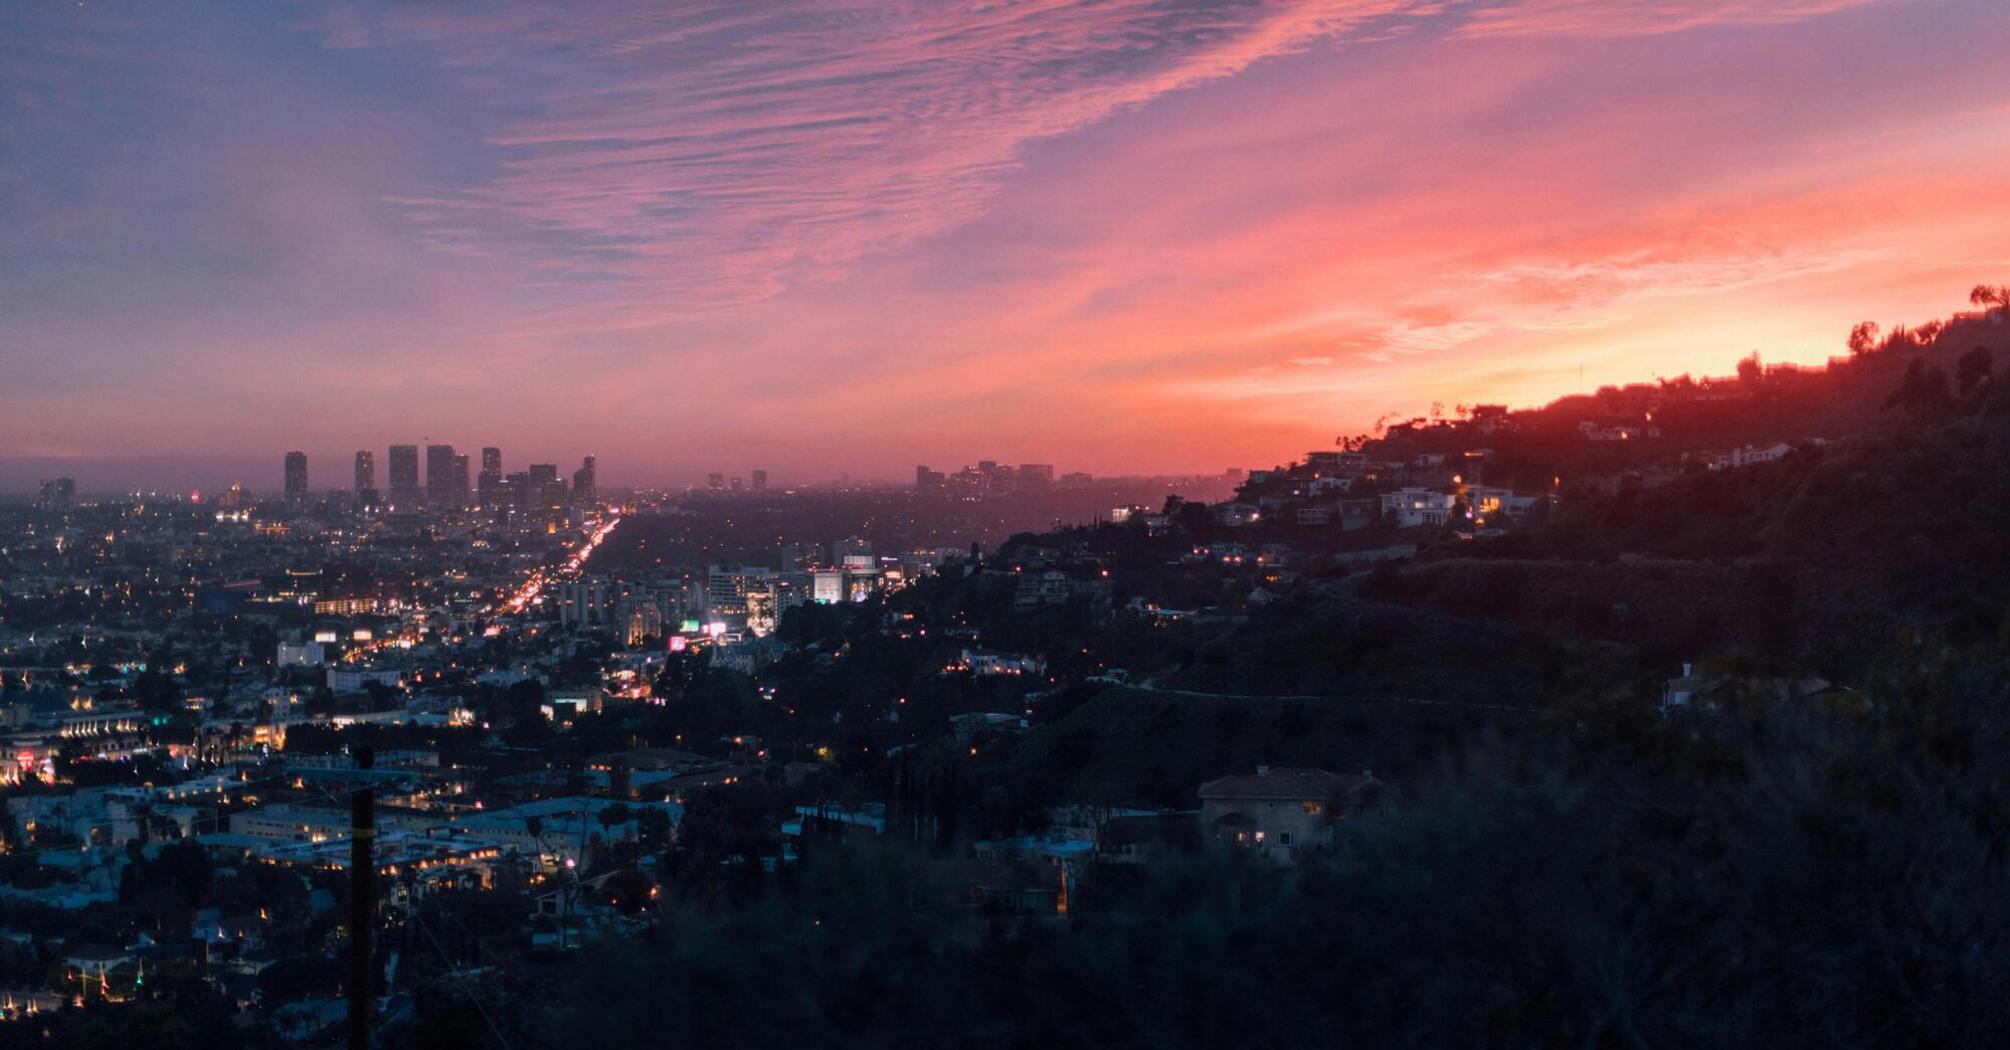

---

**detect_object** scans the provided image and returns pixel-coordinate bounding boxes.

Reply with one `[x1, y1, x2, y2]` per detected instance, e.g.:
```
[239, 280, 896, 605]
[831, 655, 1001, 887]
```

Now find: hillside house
[1198, 766, 1389, 866]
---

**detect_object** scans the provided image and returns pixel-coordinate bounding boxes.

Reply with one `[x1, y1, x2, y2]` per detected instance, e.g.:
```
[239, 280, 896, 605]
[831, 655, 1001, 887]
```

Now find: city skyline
[6, 1, 2010, 488]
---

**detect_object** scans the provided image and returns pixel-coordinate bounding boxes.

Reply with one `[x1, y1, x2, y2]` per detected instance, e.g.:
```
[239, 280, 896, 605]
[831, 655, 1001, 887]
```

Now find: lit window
[1302, 801, 1323, 815]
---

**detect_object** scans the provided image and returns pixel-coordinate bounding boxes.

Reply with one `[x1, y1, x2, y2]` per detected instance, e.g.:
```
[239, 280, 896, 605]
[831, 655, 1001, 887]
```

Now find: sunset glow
[5, 0, 2008, 487]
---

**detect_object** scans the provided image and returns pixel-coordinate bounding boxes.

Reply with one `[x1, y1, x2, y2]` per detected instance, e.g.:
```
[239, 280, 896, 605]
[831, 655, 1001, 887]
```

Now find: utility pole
[349, 747, 376, 1050]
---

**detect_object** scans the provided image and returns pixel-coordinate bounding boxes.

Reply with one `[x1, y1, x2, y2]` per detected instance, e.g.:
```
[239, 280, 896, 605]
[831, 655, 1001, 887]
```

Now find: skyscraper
[707, 472, 725, 492]
[284, 451, 308, 503]
[572, 455, 597, 505]
[426, 444, 458, 508]
[751, 469, 768, 491]
[35, 477, 75, 512]
[528, 463, 564, 508]
[353, 450, 375, 493]
[451, 453, 472, 509]
[388, 445, 420, 507]
[479, 447, 503, 507]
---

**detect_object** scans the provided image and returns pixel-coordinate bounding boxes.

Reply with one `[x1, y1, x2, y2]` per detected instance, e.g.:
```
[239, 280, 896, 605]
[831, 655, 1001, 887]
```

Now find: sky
[3, 0, 2009, 491]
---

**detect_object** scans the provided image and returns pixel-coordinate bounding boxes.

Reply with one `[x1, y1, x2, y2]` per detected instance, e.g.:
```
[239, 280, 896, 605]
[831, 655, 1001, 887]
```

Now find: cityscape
[7, 1, 2010, 1048]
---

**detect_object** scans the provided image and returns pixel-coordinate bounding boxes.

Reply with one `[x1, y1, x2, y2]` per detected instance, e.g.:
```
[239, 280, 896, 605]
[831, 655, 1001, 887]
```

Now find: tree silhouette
[1958, 345, 1994, 395]
[1847, 321, 1881, 357]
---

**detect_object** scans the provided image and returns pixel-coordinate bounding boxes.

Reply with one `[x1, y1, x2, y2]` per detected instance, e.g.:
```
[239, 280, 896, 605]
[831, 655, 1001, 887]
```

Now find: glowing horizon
[4, 0, 2009, 490]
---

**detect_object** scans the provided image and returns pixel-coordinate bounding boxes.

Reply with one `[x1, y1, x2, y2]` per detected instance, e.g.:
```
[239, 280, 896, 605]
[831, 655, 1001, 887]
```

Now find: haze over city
[7, 0, 2009, 490]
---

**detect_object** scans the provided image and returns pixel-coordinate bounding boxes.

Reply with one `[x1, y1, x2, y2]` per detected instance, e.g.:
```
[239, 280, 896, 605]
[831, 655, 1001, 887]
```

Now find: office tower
[528, 463, 564, 507]
[284, 451, 308, 503]
[751, 469, 768, 492]
[353, 451, 379, 510]
[707, 472, 725, 492]
[426, 444, 457, 507]
[730, 476, 743, 493]
[915, 465, 944, 490]
[454, 453, 473, 507]
[388, 445, 421, 507]
[505, 470, 532, 509]
[34, 476, 75, 512]
[572, 455, 597, 505]
[477, 447, 503, 508]
[1017, 463, 1054, 485]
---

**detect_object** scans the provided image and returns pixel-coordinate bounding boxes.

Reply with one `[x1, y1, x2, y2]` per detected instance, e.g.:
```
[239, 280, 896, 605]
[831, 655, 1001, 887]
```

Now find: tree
[133, 669, 181, 713]
[635, 807, 672, 849]
[1958, 345, 1994, 395]
[1970, 283, 2008, 316]
[1737, 352, 1764, 388]
[1885, 358, 1954, 417]
[1847, 321, 1881, 357]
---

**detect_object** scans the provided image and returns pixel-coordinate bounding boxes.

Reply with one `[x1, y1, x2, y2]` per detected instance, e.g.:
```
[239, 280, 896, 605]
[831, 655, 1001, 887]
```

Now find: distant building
[283, 451, 308, 504]
[479, 447, 503, 507]
[559, 577, 614, 629]
[528, 464, 564, 508]
[426, 445, 460, 508]
[353, 450, 374, 493]
[387, 445, 421, 507]
[915, 465, 945, 490]
[810, 569, 846, 604]
[572, 456, 596, 505]
[751, 469, 768, 491]
[624, 602, 664, 647]
[34, 476, 75, 512]
[707, 472, 725, 492]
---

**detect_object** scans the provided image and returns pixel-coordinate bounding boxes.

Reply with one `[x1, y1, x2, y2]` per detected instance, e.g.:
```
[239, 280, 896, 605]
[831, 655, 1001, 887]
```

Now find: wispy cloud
[1459, 0, 1878, 38]
[301, 0, 1889, 329]
[309, 0, 1425, 326]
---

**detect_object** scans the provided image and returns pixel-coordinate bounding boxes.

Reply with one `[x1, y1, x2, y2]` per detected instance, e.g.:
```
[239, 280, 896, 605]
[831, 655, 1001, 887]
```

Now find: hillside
[1369, 373, 2010, 673]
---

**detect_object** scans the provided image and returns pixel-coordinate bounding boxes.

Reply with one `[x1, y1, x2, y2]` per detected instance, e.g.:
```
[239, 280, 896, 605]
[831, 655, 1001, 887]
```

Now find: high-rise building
[284, 451, 308, 503]
[426, 444, 458, 508]
[915, 465, 944, 490]
[528, 463, 565, 508]
[353, 451, 379, 509]
[477, 447, 503, 508]
[451, 453, 472, 510]
[1017, 463, 1055, 485]
[572, 455, 597, 505]
[34, 477, 75, 512]
[751, 469, 768, 491]
[706, 472, 725, 492]
[388, 445, 421, 507]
